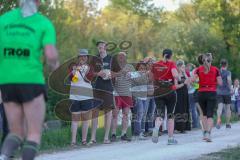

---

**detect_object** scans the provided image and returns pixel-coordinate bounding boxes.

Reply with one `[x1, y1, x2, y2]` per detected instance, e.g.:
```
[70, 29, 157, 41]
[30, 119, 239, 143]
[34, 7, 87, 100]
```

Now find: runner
[193, 53, 222, 142]
[151, 49, 187, 145]
[0, 0, 59, 159]
[216, 59, 232, 129]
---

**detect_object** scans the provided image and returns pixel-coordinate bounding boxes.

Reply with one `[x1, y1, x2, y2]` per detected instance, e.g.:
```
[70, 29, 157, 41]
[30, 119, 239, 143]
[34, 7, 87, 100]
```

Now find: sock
[1, 134, 22, 158]
[22, 141, 39, 160]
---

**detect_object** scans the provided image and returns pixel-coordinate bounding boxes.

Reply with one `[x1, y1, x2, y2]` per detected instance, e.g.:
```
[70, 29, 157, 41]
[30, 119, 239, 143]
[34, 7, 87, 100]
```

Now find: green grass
[195, 146, 240, 160]
[40, 124, 131, 153]
[213, 113, 239, 124]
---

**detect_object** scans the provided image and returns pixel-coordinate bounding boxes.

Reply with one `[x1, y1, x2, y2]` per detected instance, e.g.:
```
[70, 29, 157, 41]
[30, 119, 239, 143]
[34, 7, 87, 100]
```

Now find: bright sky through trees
[97, 0, 191, 10]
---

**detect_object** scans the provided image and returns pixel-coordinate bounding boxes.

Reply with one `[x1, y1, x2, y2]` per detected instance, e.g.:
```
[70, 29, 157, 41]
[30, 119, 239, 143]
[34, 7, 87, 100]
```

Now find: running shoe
[226, 124, 231, 129]
[120, 134, 131, 142]
[205, 132, 212, 142]
[168, 137, 178, 145]
[111, 134, 117, 142]
[216, 119, 221, 129]
[139, 133, 148, 140]
[152, 128, 159, 143]
[202, 131, 208, 140]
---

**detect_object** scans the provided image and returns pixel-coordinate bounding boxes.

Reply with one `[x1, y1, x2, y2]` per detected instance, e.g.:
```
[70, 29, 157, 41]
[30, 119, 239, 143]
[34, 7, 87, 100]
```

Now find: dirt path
[37, 122, 240, 160]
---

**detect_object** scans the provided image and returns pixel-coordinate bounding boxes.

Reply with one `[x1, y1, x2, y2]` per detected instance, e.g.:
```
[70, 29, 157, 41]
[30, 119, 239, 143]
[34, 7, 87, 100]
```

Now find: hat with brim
[96, 40, 107, 46]
[78, 49, 89, 56]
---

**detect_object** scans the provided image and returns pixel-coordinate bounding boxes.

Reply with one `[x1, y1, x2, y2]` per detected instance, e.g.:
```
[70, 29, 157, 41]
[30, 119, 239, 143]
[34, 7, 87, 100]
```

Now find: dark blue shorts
[70, 99, 102, 113]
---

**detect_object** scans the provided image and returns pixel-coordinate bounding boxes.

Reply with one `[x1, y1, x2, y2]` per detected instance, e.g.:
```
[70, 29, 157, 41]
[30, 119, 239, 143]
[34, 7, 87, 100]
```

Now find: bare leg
[90, 109, 99, 141]
[22, 94, 46, 160]
[217, 103, 224, 125]
[207, 118, 214, 132]
[122, 108, 130, 135]
[23, 94, 45, 144]
[104, 111, 112, 141]
[155, 117, 163, 129]
[111, 108, 119, 135]
[225, 104, 231, 125]
[202, 116, 208, 131]
[4, 103, 24, 139]
[71, 113, 81, 144]
[168, 119, 174, 138]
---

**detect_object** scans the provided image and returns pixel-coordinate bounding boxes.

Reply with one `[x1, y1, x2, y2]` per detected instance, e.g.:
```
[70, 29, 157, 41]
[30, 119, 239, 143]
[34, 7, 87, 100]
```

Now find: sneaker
[216, 124, 221, 129]
[143, 131, 151, 137]
[202, 131, 208, 140]
[216, 119, 221, 129]
[120, 134, 131, 142]
[205, 132, 212, 142]
[111, 134, 117, 142]
[139, 133, 148, 140]
[226, 124, 231, 129]
[168, 137, 178, 145]
[152, 128, 159, 143]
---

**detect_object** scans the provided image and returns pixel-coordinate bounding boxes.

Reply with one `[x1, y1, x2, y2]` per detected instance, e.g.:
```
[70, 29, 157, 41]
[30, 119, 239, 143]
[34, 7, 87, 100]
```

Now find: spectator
[131, 61, 150, 140]
[90, 41, 114, 145]
[231, 79, 240, 116]
[175, 60, 191, 133]
[186, 63, 200, 129]
[144, 57, 156, 136]
[69, 49, 100, 147]
[111, 52, 135, 142]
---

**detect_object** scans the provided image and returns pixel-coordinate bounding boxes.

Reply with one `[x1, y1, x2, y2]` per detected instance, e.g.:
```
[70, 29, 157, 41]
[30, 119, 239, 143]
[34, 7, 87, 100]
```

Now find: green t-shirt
[0, 8, 56, 84]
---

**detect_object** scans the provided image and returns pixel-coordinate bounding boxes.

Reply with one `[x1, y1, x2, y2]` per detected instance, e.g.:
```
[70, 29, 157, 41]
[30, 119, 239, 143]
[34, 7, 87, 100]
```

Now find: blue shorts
[70, 99, 102, 113]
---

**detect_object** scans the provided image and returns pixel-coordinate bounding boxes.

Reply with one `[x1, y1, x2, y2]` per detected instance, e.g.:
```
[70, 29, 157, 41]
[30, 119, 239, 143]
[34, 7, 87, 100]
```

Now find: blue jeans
[145, 98, 156, 132]
[188, 93, 199, 128]
[133, 98, 149, 136]
[231, 100, 238, 113]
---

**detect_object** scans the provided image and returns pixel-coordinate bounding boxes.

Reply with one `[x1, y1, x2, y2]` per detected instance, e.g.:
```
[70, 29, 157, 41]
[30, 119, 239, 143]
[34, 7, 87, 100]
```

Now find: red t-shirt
[151, 60, 177, 81]
[194, 65, 220, 92]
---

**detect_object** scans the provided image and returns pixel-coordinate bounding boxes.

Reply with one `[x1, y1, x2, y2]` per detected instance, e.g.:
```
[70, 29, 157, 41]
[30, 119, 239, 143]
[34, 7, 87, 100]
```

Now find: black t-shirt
[94, 54, 113, 92]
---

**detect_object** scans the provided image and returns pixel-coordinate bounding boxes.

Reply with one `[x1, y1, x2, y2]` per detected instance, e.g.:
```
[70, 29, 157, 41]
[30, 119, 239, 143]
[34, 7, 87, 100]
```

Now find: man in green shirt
[0, 0, 59, 160]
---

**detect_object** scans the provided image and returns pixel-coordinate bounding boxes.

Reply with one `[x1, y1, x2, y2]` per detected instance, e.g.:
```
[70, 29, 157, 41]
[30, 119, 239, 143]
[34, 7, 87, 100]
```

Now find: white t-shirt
[69, 65, 93, 101]
[231, 85, 239, 101]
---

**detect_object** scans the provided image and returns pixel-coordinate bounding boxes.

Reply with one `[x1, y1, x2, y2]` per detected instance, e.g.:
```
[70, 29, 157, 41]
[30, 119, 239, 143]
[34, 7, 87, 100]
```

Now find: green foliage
[1, 0, 240, 118]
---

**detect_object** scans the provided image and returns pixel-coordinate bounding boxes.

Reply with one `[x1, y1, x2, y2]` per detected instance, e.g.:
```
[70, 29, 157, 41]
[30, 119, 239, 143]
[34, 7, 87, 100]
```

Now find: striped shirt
[114, 64, 135, 97]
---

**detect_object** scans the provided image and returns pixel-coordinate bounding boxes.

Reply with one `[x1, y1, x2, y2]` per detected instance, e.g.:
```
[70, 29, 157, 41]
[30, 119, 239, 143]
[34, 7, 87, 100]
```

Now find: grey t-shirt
[217, 69, 231, 95]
